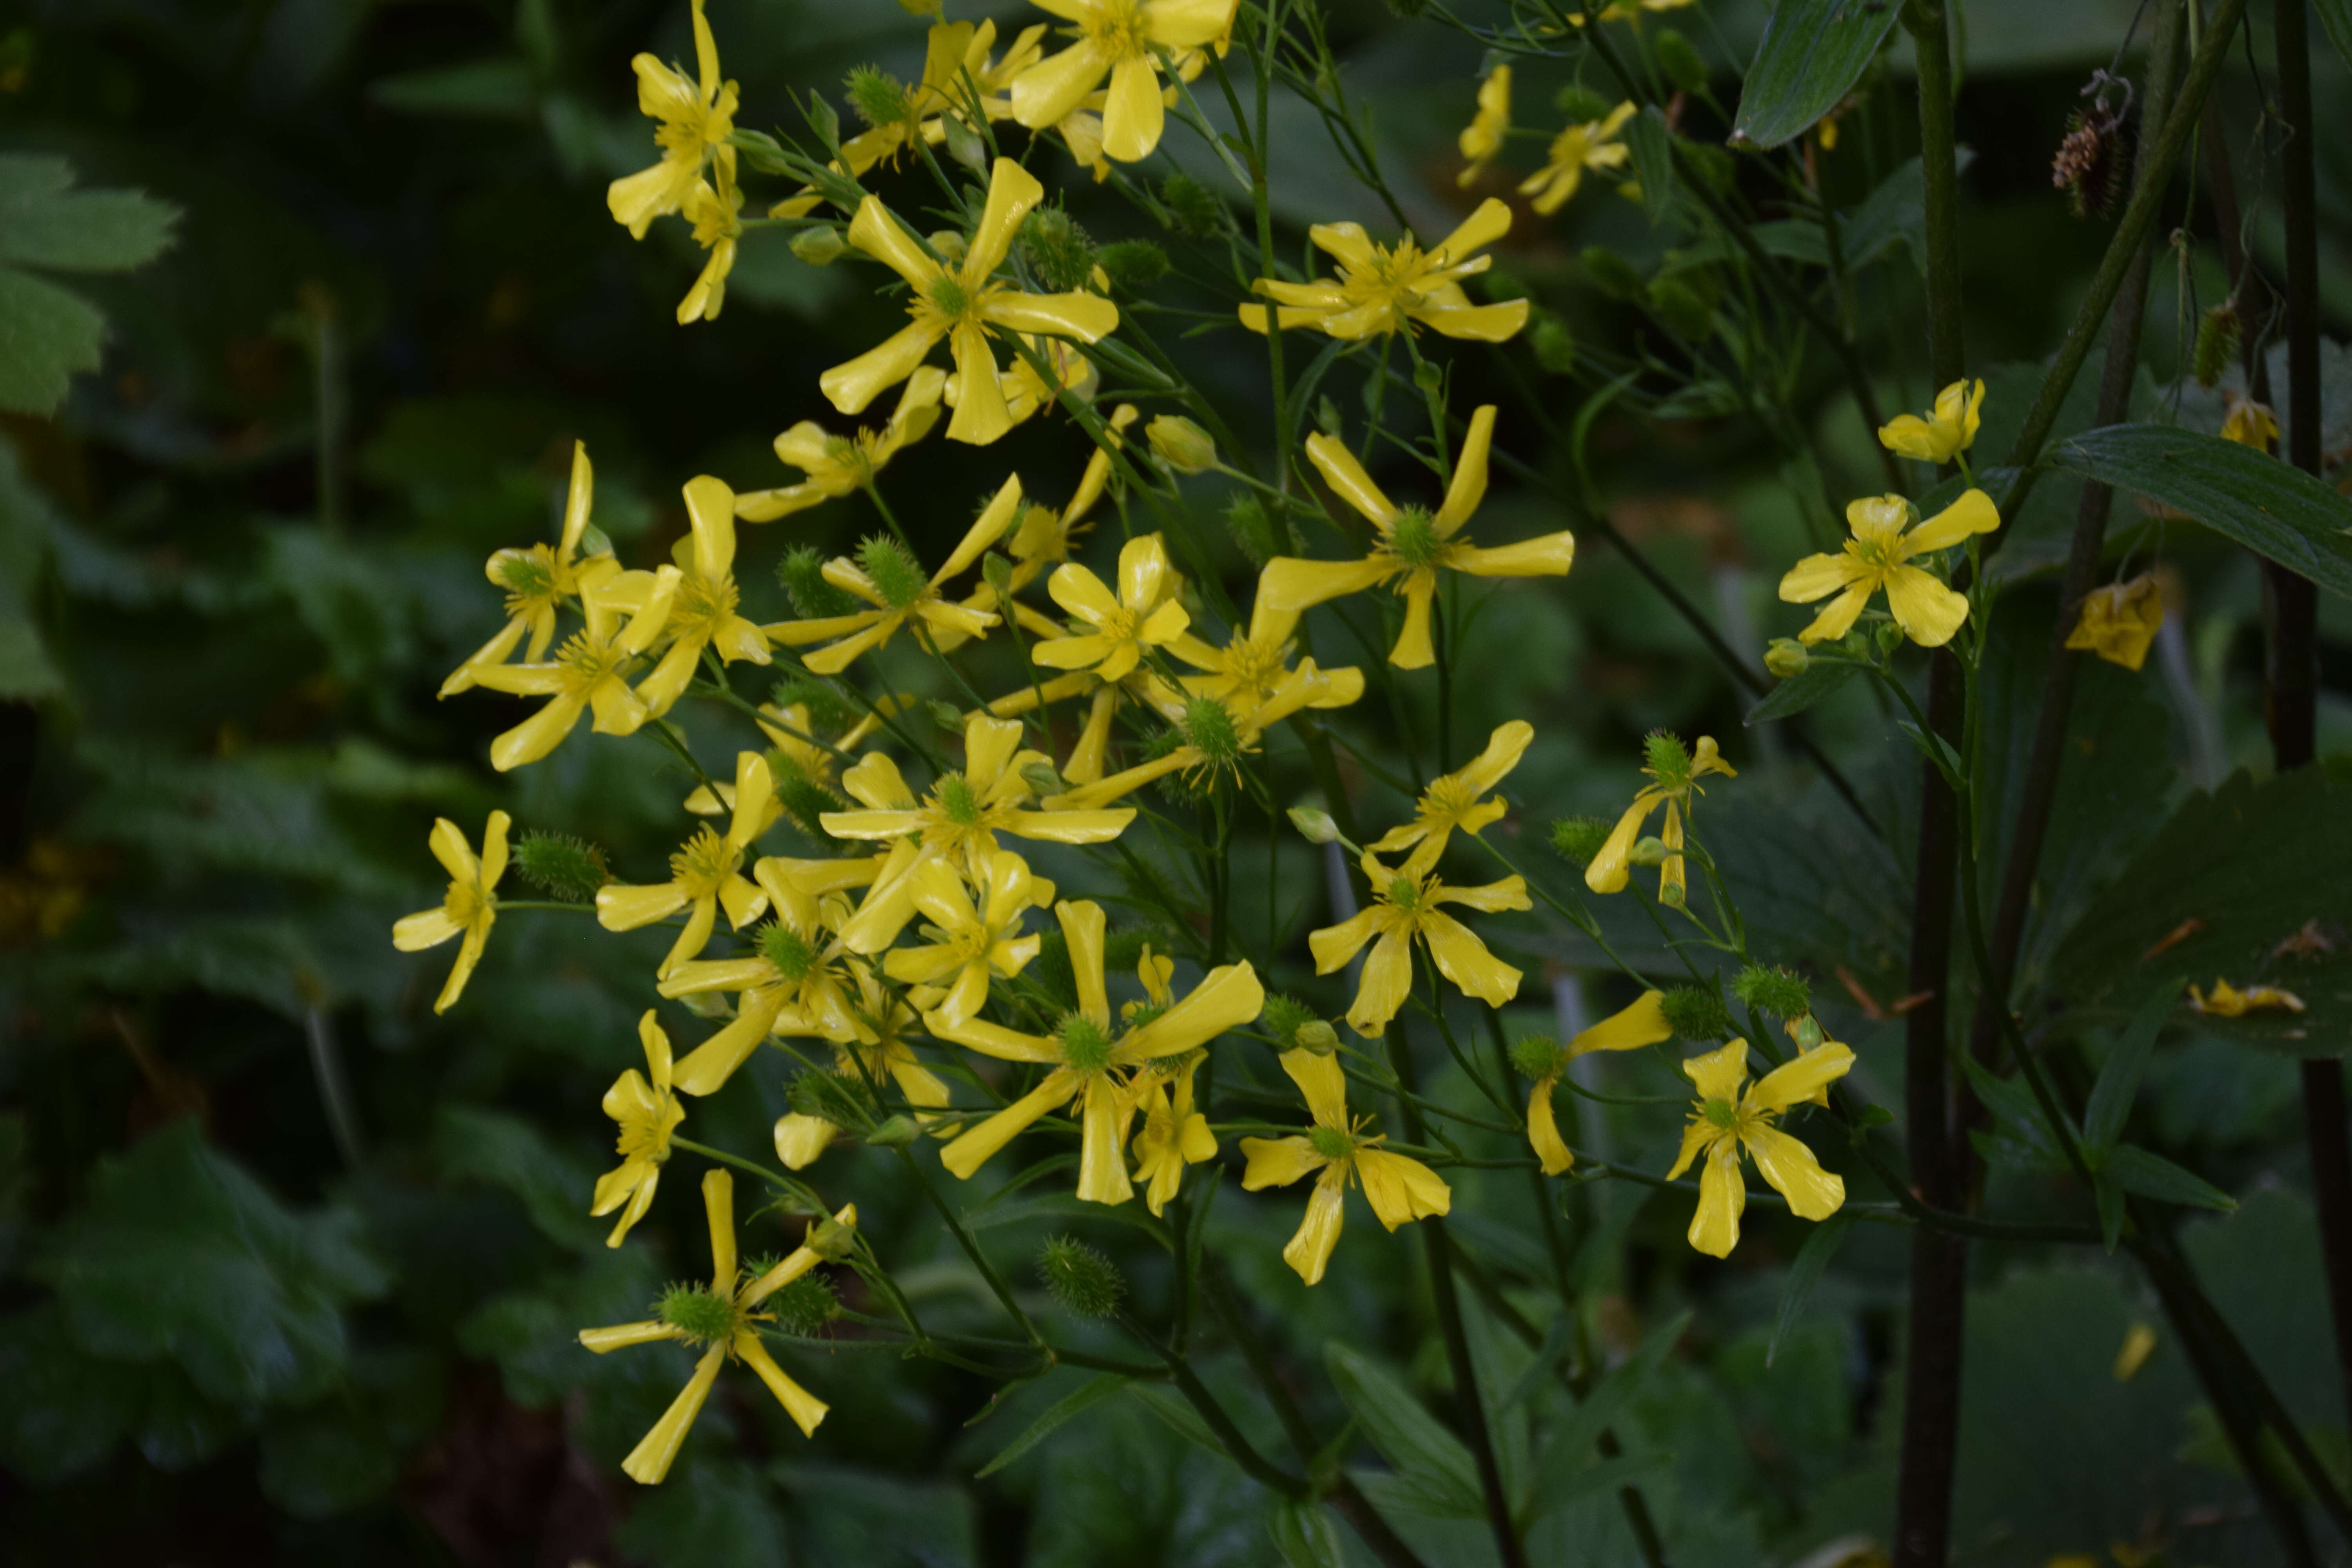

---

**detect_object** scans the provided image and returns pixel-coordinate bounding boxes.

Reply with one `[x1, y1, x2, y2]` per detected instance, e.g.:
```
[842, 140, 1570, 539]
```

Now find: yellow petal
[1076, 1074, 1137, 1204]
[1741, 1123, 1845, 1221]
[1240, 1134, 1325, 1191]
[1687, 1142, 1747, 1258]
[597, 881, 690, 931]
[1902, 487, 2001, 555]
[1747, 1040, 1856, 1112]
[393, 907, 463, 951]
[967, 156, 1044, 278]
[1419, 910, 1521, 1007]
[1279, 1047, 1350, 1130]
[1528, 1080, 1573, 1176]
[1121, 960, 1264, 1059]
[1281, 1172, 1348, 1285]
[1100, 52, 1165, 161]
[433, 923, 490, 1014]
[1390, 575, 1437, 669]
[580, 1320, 680, 1354]
[773, 1111, 841, 1169]
[821, 319, 944, 416]
[1434, 405, 1495, 534]
[1881, 565, 1971, 648]
[1345, 926, 1416, 1036]
[846, 194, 943, 291]
[1450, 532, 1577, 577]
[1011, 37, 1114, 131]
[1583, 795, 1655, 895]
[1795, 581, 1877, 647]
[702, 1168, 736, 1289]
[1568, 989, 1671, 1057]
[1259, 554, 1396, 613]
[1301, 432, 1396, 525]
[734, 1332, 829, 1436]
[1356, 1148, 1452, 1230]
[1058, 898, 1111, 1024]
[621, 1345, 726, 1485]
[1308, 904, 1383, 974]
[1777, 551, 1865, 605]
[1681, 1038, 1751, 1103]
[940, 1069, 1075, 1179]
[1414, 299, 1530, 342]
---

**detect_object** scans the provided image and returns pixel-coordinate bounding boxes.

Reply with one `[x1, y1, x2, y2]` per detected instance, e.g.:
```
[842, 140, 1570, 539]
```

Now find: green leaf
[1730, 0, 1905, 151]
[2083, 980, 2178, 1155]
[1323, 1340, 1483, 1519]
[1960, 1053, 2070, 1151]
[0, 264, 106, 416]
[2107, 1145, 2236, 1212]
[370, 58, 537, 119]
[1626, 107, 1679, 229]
[2094, 1168, 2125, 1252]
[974, 1372, 1129, 1478]
[1523, 1310, 1690, 1522]
[35, 1120, 387, 1406]
[1769, 1214, 1853, 1367]
[2046, 767, 2352, 1053]
[2044, 424, 2352, 601]
[0, 155, 179, 272]
[431, 1105, 601, 1250]
[1746, 657, 1862, 724]
[1268, 1499, 1346, 1568]
[2318, 0, 2352, 77]
[0, 1305, 144, 1482]
[1123, 1383, 1226, 1458]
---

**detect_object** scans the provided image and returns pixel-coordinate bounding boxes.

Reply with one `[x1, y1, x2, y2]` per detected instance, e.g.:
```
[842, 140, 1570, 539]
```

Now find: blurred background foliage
[0, 0, 2348, 1563]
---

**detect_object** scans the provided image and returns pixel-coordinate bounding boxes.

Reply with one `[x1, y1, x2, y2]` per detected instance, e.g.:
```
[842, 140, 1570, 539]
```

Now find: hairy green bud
[768, 675, 857, 734]
[512, 830, 609, 902]
[1734, 964, 1812, 1022]
[1661, 984, 1735, 1042]
[1038, 1235, 1125, 1318]
[1555, 84, 1614, 123]
[1531, 311, 1577, 376]
[1261, 994, 1319, 1050]
[2192, 301, 2239, 389]
[775, 772, 848, 849]
[1509, 1034, 1564, 1080]
[656, 1282, 738, 1345]
[1643, 730, 1693, 789]
[1550, 815, 1611, 867]
[844, 65, 913, 130]
[787, 1068, 871, 1129]
[779, 544, 859, 618]
[766, 1271, 838, 1336]
[1097, 238, 1170, 289]
[1225, 492, 1278, 566]
[1020, 206, 1099, 293]
[1581, 246, 1648, 302]
[1181, 697, 1241, 765]
[1160, 172, 1223, 237]
[858, 534, 929, 609]
[1655, 30, 1710, 96]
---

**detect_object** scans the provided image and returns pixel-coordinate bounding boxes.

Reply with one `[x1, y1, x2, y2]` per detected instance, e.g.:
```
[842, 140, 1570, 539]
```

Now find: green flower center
[1083, 0, 1153, 58]
[1059, 1013, 1114, 1074]
[934, 772, 981, 826]
[926, 274, 971, 321]
[1700, 1097, 1739, 1131]
[1181, 698, 1241, 765]
[858, 535, 929, 609]
[498, 550, 556, 598]
[656, 1282, 740, 1347]
[1308, 1123, 1355, 1161]
[1386, 875, 1420, 913]
[1387, 506, 1444, 567]
[760, 921, 817, 982]
[1642, 731, 1692, 792]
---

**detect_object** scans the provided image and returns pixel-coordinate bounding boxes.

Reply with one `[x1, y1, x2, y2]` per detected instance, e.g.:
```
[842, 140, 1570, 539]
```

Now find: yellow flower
[1260, 406, 1576, 668]
[821, 713, 1131, 951]
[1566, 0, 1695, 20]
[677, 161, 742, 325]
[1367, 719, 1532, 875]
[1240, 1049, 1450, 1286]
[1517, 991, 1670, 1175]
[580, 1172, 840, 1482]
[1033, 532, 1191, 682]
[2221, 396, 2279, 452]
[1584, 731, 1735, 904]
[1007, 0, 1238, 163]
[931, 900, 1263, 1203]
[1456, 65, 1511, 188]
[1518, 101, 1634, 214]
[661, 871, 866, 1095]
[774, 970, 953, 1168]
[441, 441, 621, 696]
[1877, 377, 1985, 465]
[392, 811, 509, 1014]
[820, 158, 1120, 446]
[1134, 1048, 1223, 1222]
[597, 752, 777, 977]
[1665, 1038, 1853, 1258]
[1310, 849, 1529, 1036]
[635, 476, 772, 717]
[2188, 978, 2307, 1016]
[607, 0, 738, 241]
[465, 567, 679, 771]
[947, 333, 1098, 436]
[994, 405, 1135, 594]
[881, 850, 1044, 1027]
[1163, 595, 1366, 716]
[764, 477, 1018, 673]
[1239, 200, 1529, 342]
[2065, 573, 2165, 672]
[735, 369, 945, 523]
[592, 1011, 687, 1246]
[1777, 489, 2001, 649]
[1046, 661, 1345, 808]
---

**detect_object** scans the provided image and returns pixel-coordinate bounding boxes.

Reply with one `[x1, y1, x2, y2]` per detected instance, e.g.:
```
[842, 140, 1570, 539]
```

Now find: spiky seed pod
[1038, 1235, 1125, 1318]
[2053, 107, 2127, 220]
[2192, 301, 2241, 388]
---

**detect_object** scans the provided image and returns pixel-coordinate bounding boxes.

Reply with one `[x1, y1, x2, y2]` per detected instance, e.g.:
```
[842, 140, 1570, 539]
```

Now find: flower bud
[513, 830, 610, 902]
[1789, 1014, 1827, 1052]
[1413, 360, 1442, 393]
[927, 699, 965, 732]
[681, 989, 735, 1020]
[982, 551, 1013, 594]
[1287, 805, 1339, 844]
[1874, 620, 1905, 656]
[866, 1113, 920, 1147]
[1147, 415, 1218, 474]
[807, 1210, 858, 1261]
[1293, 1020, 1340, 1056]
[1628, 835, 1670, 867]
[1531, 312, 1576, 376]
[1020, 760, 1067, 797]
[789, 225, 847, 266]
[941, 112, 986, 171]
[1656, 30, 1709, 96]
[1764, 638, 1811, 679]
